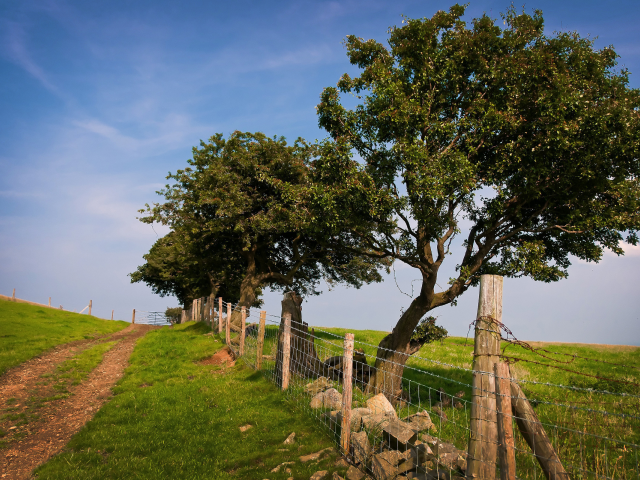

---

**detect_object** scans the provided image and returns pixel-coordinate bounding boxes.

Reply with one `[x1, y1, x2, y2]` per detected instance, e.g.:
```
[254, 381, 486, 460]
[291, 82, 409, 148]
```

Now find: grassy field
[0, 299, 128, 375]
[34, 322, 349, 480]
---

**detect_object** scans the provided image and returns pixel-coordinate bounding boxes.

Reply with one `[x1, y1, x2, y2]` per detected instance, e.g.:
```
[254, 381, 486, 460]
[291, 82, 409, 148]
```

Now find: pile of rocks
[308, 379, 467, 480]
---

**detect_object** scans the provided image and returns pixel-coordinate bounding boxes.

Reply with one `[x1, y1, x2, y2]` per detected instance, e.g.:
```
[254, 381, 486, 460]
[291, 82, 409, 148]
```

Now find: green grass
[0, 299, 128, 375]
[57, 341, 118, 386]
[34, 322, 349, 480]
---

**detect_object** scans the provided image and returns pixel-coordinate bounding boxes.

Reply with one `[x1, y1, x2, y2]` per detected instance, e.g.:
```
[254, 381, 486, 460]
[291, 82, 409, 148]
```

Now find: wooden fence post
[49, 297, 51, 308]
[111, 310, 114, 320]
[281, 313, 291, 390]
[226, 302, 231, 345]
[88, 300, 92, 316]
[257, 310, 266, 370]
[494, 362, 516, 480]
[218, 297, 223, 333]
[468, 274, 502, 480]
[510, 379, 568, 479]
[240, 306, 246, 356]
[340, 332, 355, 455]
[12, 288, 15, 301]
[132, 309, 136, 324]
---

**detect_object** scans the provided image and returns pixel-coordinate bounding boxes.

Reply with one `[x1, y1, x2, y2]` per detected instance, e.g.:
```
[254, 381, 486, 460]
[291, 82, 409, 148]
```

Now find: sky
[1, 0, 639, 345]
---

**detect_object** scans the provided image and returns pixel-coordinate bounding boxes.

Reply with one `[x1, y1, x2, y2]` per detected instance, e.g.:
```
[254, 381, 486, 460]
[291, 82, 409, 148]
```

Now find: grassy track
[34, 322, 349, 480]
[0, 299, 128, 375]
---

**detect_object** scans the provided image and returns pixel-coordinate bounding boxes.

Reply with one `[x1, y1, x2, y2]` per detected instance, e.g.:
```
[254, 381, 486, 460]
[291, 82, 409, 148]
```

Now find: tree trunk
[276, 292, 324, 383]
[367, 294, 431, 401]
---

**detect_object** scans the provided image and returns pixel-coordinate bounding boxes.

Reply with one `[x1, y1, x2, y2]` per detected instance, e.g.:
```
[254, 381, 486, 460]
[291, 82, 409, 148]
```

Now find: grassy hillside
[0, 299, 128, 375]
[34, 322, 349, 480]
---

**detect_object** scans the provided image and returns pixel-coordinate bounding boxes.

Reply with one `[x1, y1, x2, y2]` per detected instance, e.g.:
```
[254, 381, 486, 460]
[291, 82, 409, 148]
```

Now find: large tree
[315, 5, 640, 398]
[138, 131, 384, 324]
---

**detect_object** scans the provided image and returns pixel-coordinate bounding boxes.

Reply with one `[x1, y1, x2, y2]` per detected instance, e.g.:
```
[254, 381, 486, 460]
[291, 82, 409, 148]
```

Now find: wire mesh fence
[133, 311, 172, 326]
[182, 293, 640, 480]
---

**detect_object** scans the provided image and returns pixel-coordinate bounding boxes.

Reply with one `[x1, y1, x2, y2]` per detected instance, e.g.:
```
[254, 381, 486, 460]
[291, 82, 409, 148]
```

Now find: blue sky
[1, 0, 639, 345]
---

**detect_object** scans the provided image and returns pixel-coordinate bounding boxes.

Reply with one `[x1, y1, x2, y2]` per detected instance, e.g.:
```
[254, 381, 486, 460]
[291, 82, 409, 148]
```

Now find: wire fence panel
[134, 311, 171, 326]
[193, 296, 640, 480]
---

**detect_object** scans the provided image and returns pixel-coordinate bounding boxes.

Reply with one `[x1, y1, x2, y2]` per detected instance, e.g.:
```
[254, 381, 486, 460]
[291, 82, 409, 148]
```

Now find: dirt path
[0, 324, 159, 480]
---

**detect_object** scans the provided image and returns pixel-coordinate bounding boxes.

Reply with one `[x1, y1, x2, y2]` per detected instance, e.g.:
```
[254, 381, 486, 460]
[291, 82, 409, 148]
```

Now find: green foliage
[163, 307, 183, 324]
[136, 131, 385, 307]
[0, 299, 127, 375]
[410, 316, 448, 345]
[315, 4, 640, 319]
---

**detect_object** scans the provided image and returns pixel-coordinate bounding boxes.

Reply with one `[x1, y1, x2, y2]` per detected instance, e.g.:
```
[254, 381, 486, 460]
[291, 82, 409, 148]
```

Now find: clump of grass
[56, 341, 117, 385]
[0, 299, 128, 375]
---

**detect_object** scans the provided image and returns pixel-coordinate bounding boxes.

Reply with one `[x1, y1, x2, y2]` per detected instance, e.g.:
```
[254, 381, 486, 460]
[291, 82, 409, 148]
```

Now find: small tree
[315, 5, 640, 398]
[164, 307, 183, 324]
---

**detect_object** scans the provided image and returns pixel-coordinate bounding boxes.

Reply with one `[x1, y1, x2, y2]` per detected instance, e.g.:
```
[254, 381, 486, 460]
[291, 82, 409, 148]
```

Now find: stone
[271, 461, 295, 472]
[305, 376, 334, 395]
[239, 424, 253, 432]
[335, 457, 350, 467]
[411, 443, 435, 463]
[333, 472, 347, 480]
[456, 455, 467, 472]
[337, 407, 371, 431]
[404, 411, 434, 433]
[431, 407, 447, 422]
[370, 450, 404, 480]
[351, 431, 372, 466]
[366, 393, 397, 417]
[454, 390, 465, 398]
[383, 420, 418, 450]
[283, 432, 296, 444]
[311, 471, 329, 480]
[346, 465, 366, 480]
[453, 401, 463, 410]
[311, 388, 343, 409]
[361, 413, 391, 431]
[300, 447, 334, 463]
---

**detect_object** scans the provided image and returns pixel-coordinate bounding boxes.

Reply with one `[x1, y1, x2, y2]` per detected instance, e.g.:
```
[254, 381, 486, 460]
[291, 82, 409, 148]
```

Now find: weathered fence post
[226, 302, 231, 345]
[468, 274, 502, 480]
[88, 300, 92, 316]
[218, 297, 223, 333]
[12, 288, 15, 301]
[494, 362, 516, 480]
[240, 306, 247, 356]
[340, 332, 355, 455]
[49, 297, 51, 308]
[111, 310, 114, 321]
[510, 378, 568, 479]
[257, 310, 266, 370]
[132, 309, 136, 324]
[281, 313, 291, 390]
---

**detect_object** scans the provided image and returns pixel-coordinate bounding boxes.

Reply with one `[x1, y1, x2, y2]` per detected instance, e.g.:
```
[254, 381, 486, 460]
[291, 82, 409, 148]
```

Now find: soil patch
[200, 346, 236, 367]
[0, 324, 159, 480]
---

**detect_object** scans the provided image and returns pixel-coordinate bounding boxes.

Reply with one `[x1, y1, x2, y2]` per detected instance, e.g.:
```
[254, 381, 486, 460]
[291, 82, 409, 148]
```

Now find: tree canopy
[135, 131, 384, 319]
[315, 4, 640, 395]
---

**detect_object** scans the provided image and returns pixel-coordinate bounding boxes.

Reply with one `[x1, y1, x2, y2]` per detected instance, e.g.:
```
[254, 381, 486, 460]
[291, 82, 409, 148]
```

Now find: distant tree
[315, 5, 640, 398]
[138, 131, 385, 325]
[164, 307, 183, 324]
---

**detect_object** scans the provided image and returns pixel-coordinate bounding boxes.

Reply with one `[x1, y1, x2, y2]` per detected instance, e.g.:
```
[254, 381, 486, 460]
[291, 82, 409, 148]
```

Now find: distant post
[256, 310, 266, 370]
[88, 300, 92, 316]
[48, 297, 51, 308]
[281, 313, 291, 390]
[111, 310, 114, 320]
[239, 306, 246, 356]
[12, 288, 15, 301]
[467, 274, 502, 480]
[132, 309, 136, 324]
[226, 302, 231, 345]
[340, 332, 355, 455]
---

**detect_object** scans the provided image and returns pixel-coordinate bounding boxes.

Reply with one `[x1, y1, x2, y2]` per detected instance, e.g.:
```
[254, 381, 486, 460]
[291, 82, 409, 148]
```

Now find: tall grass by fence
[183, 278, 640, 480]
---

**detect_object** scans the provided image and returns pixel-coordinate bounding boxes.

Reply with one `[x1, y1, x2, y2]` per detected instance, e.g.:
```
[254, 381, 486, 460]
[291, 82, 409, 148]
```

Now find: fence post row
[281, 313, 291, 391]
[239, 306, 246, 356]
[340, 332, 355, 456]
[468, 274, 502, 479]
